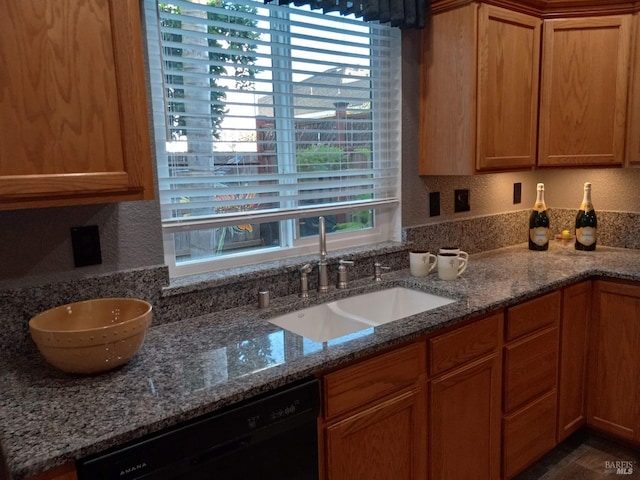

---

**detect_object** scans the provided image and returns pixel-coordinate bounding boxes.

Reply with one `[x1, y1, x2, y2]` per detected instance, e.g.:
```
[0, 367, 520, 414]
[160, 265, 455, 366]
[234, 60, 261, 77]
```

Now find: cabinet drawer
[429, 311, 502, 376]
[506, 291, 560, 341]
[324, 342, 426, 419]
[504, 327, 559, 413]
[503, 391, 557, 479]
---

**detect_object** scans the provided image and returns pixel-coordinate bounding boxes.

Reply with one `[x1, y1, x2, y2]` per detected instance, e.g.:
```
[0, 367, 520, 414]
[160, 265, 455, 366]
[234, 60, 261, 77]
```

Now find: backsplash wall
[3, 207, 639, 359]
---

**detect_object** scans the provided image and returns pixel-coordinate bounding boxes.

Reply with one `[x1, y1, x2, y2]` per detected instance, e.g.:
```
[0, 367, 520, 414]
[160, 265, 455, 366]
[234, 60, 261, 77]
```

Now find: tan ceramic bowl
[29, 298, 152, 374]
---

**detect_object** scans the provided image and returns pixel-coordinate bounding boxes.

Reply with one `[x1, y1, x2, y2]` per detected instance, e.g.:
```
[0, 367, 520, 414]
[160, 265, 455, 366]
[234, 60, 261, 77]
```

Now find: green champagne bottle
[575, 182, 597, 251]
[529, 183, 550, 251]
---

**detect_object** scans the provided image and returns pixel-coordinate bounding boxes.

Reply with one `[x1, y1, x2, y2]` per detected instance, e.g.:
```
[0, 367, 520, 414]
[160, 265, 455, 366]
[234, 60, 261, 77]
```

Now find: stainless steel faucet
[317, 216, 329, 292]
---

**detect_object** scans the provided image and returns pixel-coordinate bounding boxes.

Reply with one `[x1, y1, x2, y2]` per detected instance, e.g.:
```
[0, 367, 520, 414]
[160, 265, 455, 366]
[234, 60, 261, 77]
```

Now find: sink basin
[268, 287, 455, 343]
[332, 287, 455, 326]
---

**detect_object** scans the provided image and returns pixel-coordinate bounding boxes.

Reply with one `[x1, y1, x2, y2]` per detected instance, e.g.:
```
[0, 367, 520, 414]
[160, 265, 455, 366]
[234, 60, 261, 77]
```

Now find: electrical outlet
[513, 182, 522, 204]
[429, 191, 440, 217]
[70, 225, 102, 267]
[454, 189, 470, 213]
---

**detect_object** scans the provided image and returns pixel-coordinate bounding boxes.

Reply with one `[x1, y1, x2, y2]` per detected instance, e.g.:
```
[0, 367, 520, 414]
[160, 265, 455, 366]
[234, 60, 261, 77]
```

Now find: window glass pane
[145, 0, 401, 274]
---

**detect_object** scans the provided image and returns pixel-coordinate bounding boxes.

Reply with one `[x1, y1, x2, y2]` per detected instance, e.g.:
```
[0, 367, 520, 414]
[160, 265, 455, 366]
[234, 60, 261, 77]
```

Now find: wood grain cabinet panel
[25, 463, 77, 480]
[419, 3, 541, 175]
[587, 280, 640, 443]
[557, 281, 591, 442]
[428, 311, 503, 480]
[502, 293, 561, 478]
[503, 391, 558, 479]
[429, 311, 502, 376]
[325, 387, 427, 480]
[323, 343, 425, 420]
[429, 354, 502, 480]
[626, 12, 640, 166]
[506, 290, 561, 341]
[322, 342, 427, 480]
[0, 0, 154, 210]
[538, 15, 632, 166]
[504, 326, 559, 413]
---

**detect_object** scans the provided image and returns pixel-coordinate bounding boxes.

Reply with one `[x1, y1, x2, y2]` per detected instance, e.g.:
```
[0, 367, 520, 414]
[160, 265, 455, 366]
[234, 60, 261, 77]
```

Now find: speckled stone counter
[2, 242, 640, 479]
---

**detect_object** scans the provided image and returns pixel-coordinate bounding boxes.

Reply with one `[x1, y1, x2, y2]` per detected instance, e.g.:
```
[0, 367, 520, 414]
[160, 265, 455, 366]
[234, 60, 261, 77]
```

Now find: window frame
[143, 0, 402, 277]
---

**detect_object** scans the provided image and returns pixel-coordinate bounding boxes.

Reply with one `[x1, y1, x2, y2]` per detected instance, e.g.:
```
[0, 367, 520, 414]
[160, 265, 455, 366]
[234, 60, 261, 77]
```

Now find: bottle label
[576, 227, 596, 246]
[530, 227, 549, 246]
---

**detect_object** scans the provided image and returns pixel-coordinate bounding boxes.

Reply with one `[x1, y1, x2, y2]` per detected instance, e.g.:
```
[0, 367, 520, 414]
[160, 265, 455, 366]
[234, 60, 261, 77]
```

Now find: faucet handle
[299, 263, 313, 298]
[373, 262, 391, 282]
[336, 259, 354, 289]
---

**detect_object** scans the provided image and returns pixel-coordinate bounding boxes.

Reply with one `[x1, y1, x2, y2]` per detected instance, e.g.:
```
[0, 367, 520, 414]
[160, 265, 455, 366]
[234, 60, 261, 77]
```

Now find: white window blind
[145, 0, 401, 274]
[154, 0, 400, 224]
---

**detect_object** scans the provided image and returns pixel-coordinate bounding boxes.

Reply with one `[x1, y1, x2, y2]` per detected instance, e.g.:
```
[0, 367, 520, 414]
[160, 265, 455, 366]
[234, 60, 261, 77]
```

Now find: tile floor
[514, 432, 640, 480]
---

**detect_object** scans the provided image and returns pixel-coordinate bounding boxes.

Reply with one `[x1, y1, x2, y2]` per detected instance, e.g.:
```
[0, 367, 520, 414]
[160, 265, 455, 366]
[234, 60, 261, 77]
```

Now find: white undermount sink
[268, 287, 455, 343]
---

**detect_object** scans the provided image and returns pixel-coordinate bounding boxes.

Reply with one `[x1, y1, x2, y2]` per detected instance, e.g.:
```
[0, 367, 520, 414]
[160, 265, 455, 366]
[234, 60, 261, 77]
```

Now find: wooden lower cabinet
[429, 354, 502, 480]
[325, 387, 427, 479]
[587, 280, 640, 443]
[503, 391, 557, 479]
[503, 292, 560, 479]
[503, 327, 559, 413]
[428, 312, 503, 480]
[322, 342, 427, 480]
[26, 464, 77, 480]
[557, 281, 591, 442]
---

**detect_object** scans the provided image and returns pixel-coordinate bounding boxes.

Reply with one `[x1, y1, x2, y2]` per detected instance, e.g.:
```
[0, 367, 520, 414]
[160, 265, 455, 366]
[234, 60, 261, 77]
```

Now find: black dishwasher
[76, 377, 320, 480]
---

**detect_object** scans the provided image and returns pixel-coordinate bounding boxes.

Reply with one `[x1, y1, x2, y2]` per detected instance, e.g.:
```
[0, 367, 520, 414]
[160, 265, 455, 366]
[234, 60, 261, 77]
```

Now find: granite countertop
[2, 242, 640, 479]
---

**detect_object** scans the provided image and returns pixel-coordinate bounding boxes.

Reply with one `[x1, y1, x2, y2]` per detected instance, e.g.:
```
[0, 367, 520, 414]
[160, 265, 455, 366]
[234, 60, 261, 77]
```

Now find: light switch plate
[70, 225, 102, 267]
[454, 189, 470, 213]
[513, 183, 522, 204]
[429, 191, 440, 217]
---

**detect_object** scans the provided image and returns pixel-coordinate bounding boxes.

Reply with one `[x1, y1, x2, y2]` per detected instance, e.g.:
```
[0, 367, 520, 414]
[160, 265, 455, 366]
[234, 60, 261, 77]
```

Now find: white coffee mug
[409, 250, 437, 277]
[437, 252, 468, 280]
[439, 246, 469, 262]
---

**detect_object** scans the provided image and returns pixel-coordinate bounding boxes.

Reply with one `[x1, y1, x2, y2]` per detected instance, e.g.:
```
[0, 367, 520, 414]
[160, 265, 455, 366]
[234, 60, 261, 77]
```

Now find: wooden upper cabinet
[626, 12, 640, 166]
[537, 15, 632, 167]
[477, 6, 541, 171]
[419, 3, 541, 175]
[0, 0, 154, 210]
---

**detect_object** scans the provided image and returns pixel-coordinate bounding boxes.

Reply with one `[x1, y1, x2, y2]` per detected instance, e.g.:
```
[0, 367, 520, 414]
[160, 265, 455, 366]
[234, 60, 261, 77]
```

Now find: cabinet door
[419, 4, 540, 175]
[587, 281, 640, 443]
[503, 327, 559, 414]
[503, 391, 557, 480]
[429, 354, 502, 480]
[325, 388, 427, 480]
[538, 15, 632, 166]
[419, 3, 477, 175]
[557, 281, 591, 442]
[26, 463, 77, 480]
[626, 12, 640, 165]
[0, 0, 154, 209]
[476, 5, 540, 171]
